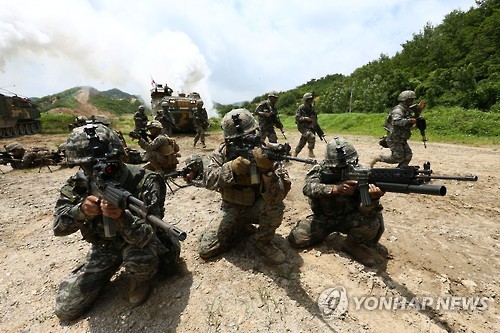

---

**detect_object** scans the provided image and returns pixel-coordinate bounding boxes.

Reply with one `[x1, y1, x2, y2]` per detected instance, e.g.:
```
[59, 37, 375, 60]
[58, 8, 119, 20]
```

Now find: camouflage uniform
[198, 144, 291, 259]
[254, 95, 283, 143]
[294, 93, 316, 156]
[191, 104, 209, 148]
[288, 164, 384, 247]
[138, 121, 179, 174]
[133, 106, 149, 140]
[156, 105, 177, 136]
[374, 90, 423, 168]
[3, 142, 56, 169]
[53, 124, 180, 321]
[133, 108, 148, 131]
[198, 108, 291, 264]
[288, 137, 385, 265]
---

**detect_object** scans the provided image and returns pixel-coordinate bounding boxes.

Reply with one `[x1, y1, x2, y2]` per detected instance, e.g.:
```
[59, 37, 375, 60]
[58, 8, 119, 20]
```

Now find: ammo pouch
[379, 135, 388, 148]
[159, 141, 179, 165]
[221, 186, 257, 206]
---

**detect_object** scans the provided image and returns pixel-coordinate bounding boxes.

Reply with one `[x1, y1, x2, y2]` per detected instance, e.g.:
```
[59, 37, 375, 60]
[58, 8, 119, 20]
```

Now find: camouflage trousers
[288, 211, 384, 249]
[198, 197, 284, 259]
[54, 236, 173, 321]
[193, 126, 206, 146]
[296, 129, 315, 151]
[378, 136, 412, 167]
[260, 126, 278, 143]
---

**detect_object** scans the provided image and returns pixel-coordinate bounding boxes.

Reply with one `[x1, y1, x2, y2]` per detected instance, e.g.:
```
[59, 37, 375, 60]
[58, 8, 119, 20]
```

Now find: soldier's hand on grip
[81, 195, 103, 216]
[231, 156, 251, 175]
[332, 180, 357, 196]
[252, 147, 274, 172]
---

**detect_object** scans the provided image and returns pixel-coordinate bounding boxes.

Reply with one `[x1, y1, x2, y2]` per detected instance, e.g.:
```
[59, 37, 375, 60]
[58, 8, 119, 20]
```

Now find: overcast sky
[1, 0, 475, 112]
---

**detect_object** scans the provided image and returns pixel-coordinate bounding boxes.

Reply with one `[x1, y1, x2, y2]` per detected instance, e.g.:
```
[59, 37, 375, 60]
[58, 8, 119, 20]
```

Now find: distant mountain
[35, 86, 143, 116]
[101, 88, 139, 100]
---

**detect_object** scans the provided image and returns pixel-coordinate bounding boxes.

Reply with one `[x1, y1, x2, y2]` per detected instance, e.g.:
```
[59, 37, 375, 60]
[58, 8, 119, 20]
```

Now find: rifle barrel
[283, 155, 317, 164]
[376, 182, 447, 196]
[419, 175, 478, 181]
[127, 202, 187, 241]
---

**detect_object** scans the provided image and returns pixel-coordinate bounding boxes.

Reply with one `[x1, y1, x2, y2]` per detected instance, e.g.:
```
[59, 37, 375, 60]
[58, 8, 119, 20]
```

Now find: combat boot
[369, 157, 381, 168]
[293, 147, 302, 157]
[308, 149, 315, 158]
[341, 238, 378, 267]
[254, 241, 287, 265]
[129, 277, 152, 307]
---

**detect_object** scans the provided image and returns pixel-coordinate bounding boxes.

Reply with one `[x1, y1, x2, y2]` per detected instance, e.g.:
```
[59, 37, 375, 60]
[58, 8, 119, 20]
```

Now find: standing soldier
[198, 108, 291, 265]
[133, 105, 149, 141]
[134, 120, 180, 175]
[191, 100, 209, 148]
[53, 124, 180, 321]
[156, 102, 178, 136]
[369, 90, 426, 168]
[254, 91, 284, 143]
[293, 92, 317, 158]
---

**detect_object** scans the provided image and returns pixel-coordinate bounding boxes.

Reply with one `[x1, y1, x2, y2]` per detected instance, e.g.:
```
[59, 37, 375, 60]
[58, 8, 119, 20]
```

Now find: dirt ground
[0, 130, 498, 333]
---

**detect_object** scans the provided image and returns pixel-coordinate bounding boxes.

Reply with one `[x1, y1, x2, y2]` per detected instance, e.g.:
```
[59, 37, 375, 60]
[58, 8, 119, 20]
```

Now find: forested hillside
[216, 0, 499, 116]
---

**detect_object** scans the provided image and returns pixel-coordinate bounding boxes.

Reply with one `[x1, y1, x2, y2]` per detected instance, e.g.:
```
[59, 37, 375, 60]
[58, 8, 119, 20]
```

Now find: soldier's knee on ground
[55, 282, 97, 321]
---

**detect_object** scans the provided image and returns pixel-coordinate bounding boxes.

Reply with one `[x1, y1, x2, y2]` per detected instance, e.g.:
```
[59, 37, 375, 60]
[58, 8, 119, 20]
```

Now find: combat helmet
[138, 105, 145, 111]
[76, 116, 88, 125]
[303, 92, 314, 100]
[398, 90, 417, 102]
[322, 136, 359, 168]
[4, 142, 24, 152]
[91, 114, 111, 126]
[65, 124, 126, 167]
[161, 101, 169, 108]
[146, 120, 163, 129]
[221, 108, 259, 140]
[268, 91, 278, 98]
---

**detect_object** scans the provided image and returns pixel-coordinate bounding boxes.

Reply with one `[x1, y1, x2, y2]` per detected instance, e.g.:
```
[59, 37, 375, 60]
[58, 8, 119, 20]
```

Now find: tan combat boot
[292, 148, 300, 157]
[341, 238, 378, 267]
[254, 241, 287, 265]
[369, 156, 381, 168]
[308, 149, 315, 158]
[129, 277, 152, 307]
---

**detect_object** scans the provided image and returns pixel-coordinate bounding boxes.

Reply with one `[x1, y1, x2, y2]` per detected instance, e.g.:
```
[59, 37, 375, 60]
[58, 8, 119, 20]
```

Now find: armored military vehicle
[0, 94, 42, 138]
[150, 82, 202, 133]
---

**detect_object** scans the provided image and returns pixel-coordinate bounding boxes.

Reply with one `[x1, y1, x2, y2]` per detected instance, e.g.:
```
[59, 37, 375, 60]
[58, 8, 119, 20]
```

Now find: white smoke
[0, 0, 214, 114]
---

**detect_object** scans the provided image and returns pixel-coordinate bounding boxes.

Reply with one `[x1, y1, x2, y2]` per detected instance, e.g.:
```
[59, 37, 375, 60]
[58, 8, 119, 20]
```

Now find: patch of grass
[40, 113, 74, 134]
[279, 107, 499, 146]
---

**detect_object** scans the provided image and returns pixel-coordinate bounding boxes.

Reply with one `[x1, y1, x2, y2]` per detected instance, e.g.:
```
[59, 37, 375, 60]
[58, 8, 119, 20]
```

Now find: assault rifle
[160, 113, 180, 131]
[320, 137, 478, 206]
[226, 134, 317, 166]
[129, 129, 151, 142]
[269, 111, 287, 140]
[311, 114, 327, 142]
[77, 160, 187, 241]
[162, 156, 204, 192]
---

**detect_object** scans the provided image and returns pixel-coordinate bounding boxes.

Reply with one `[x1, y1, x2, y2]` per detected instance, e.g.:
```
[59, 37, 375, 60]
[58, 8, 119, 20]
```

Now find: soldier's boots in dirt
[254, 241, 287, 265]
[341, 238, 378, 267]
[292, 147, 301, 157]
[129, 277, 152, 307]
[308, 149, 315, 158]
